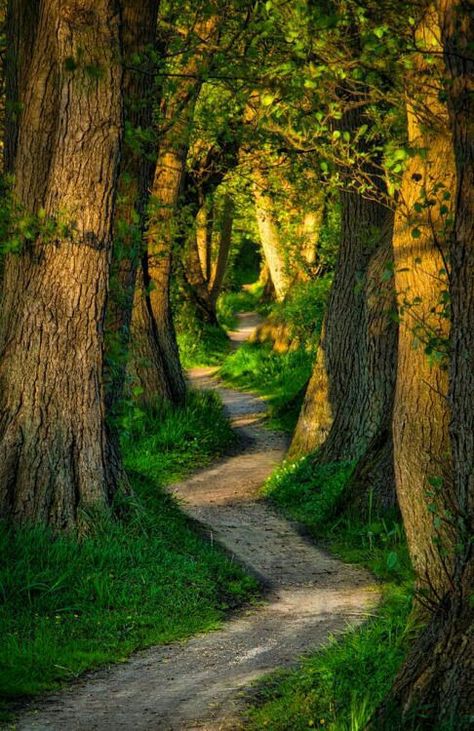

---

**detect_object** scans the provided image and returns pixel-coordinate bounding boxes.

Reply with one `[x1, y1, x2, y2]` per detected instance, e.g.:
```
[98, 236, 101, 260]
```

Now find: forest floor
[15, 313, 378, 731]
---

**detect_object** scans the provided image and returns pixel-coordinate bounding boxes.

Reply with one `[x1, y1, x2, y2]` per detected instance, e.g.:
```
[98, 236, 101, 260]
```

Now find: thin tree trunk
[105, 0, 159, 419]
[290, 105, 397, 510]
[196, 196, 214, 283]
[253, 165, 290, 301]
[0, 0, 123, 529]
[210, 194, 235, 303]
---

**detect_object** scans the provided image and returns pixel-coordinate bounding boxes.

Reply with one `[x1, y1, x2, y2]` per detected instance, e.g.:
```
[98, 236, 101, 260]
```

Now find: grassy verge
[245, 456, 414, 730]
[0, 390, 258, 715]
[177, 322, 230, 368]
[219, 342, 314, 432]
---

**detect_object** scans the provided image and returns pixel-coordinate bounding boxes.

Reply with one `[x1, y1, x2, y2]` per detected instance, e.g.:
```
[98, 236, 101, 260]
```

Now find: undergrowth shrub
[270, 274, 332, 348]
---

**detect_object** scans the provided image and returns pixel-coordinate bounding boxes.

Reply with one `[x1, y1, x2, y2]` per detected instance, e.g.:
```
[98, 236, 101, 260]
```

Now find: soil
[15, 313, 378, 731]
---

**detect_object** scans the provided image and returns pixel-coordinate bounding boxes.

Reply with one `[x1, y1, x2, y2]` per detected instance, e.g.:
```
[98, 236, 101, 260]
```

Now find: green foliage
[122, 389, 235, 483]
[263, 458, 355, 530]
[0, 391, 257, 710]
[271, 275, 332, 348]
[177, 322, 230, 368]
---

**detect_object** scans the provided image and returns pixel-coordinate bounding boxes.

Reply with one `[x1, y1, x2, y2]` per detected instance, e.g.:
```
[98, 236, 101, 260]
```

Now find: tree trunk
[196, 196, 214, 283]
[290, 105, 397, 511]
[131, 16, 219, 404]
[210, 194, 235, 304]
[253, 165, 290, 301]
[0, 0, 123, 529]
[129, 263, 175, 405]
[390, 8, 457, 599]
[105, 0, 159, 419]
[371, 4, 473, 726]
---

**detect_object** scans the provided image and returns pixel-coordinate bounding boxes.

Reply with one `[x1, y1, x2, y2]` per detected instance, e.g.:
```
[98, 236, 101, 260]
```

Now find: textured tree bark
[129, 263, 175, 404]
[253, 165, 290, 301]
[4, 0, 40, 172]
[390, 9, 456, 599]
[371, 4, 473, 726]
[105, 0, 159, 419]
[290, 105, 397, 510]
[0, 0, 123, 528]
[131, 15, 218, 405]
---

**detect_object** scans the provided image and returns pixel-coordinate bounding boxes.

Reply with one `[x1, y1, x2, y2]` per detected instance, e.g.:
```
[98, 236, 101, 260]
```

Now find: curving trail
[16, 313, 378, 731]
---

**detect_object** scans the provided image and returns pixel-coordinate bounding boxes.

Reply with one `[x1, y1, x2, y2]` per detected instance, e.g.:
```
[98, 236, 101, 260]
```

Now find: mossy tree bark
[0, 0, 123, 528]
[105, 0, 159, 418]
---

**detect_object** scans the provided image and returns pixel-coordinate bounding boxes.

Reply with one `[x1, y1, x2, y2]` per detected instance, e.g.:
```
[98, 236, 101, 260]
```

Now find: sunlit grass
[219, 342, 313, 431]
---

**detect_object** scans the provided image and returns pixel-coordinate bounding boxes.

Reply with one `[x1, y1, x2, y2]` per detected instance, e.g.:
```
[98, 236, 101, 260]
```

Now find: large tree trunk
[390, 8, 456, 599]
[290, 106, 397, 510]
[371, 4, 473, 727]
[105, 0, 159, 419]
[0, 0, 123, 529]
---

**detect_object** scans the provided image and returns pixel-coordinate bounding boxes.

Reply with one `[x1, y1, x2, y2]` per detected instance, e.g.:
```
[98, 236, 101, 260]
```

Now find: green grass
[219, 342, 314, 431]
[0, 390, 258, 713]
[216, 288, 260, 330]
[245, 456, 415, 730]
[177, 322, 230, 368]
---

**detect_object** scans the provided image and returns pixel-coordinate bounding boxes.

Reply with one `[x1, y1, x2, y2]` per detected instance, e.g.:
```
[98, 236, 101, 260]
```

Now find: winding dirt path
[16, 313, 378, 731]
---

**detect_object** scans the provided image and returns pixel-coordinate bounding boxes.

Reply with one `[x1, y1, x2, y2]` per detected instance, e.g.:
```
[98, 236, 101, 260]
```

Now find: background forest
[0, 0, 472, 729]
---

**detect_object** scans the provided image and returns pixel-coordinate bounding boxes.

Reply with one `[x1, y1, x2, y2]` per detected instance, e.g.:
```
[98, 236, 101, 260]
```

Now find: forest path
[17, 313, 378, 731]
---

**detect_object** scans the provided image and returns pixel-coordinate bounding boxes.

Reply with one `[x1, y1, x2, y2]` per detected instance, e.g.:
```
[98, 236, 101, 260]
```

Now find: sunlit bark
[372, 4, 473, 726]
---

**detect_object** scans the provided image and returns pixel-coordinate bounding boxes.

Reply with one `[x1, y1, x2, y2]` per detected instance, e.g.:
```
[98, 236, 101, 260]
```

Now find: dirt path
[16, 313, 378, 731]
